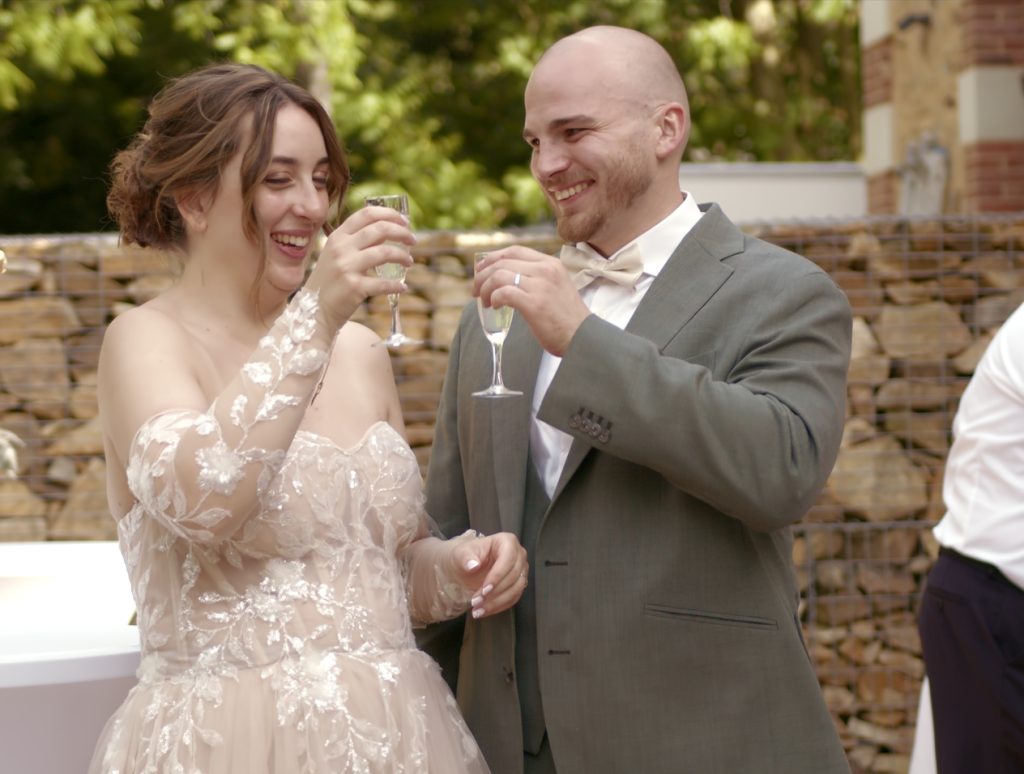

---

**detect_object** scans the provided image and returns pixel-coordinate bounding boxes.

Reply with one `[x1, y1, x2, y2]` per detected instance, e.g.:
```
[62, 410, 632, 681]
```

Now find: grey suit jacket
[421, 204, 852, 774]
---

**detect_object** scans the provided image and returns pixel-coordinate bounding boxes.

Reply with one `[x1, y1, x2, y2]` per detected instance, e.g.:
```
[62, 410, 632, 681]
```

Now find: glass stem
[388, 295, 402, 338]
[490, 341, 506, 389]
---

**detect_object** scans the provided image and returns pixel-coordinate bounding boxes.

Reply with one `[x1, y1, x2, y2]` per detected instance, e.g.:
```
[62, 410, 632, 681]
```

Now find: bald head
[523, 25, 690, 253]
[534, 26, 688, 113]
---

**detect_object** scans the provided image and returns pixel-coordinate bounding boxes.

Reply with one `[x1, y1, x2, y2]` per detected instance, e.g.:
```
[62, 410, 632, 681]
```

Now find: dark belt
[939, 546, 1000, 575]
[937, 547, 1024, 599]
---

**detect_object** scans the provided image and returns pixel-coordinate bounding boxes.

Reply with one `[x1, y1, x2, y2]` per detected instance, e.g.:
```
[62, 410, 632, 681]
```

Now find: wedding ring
[513, 272, 522, 288]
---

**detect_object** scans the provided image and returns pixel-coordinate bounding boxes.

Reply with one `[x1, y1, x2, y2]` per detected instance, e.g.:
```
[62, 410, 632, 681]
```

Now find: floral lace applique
[125, 289, 329, 545]
[95, 290, 488, 772]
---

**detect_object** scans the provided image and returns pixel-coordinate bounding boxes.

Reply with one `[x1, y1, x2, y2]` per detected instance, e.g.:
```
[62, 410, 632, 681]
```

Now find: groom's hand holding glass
[472, 246, 591, 357]
[472, 251, 521, 398]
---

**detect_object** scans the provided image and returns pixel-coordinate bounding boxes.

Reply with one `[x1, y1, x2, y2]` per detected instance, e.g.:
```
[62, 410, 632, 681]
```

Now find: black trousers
[918, 548, 1024, 774]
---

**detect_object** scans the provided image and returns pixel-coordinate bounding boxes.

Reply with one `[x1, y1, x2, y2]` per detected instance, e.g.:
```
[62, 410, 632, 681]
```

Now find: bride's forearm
[127, 289, 336, 544]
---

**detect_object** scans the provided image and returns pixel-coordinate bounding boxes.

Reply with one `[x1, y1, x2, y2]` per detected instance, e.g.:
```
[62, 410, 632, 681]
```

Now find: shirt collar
[572, 191, 703, 278]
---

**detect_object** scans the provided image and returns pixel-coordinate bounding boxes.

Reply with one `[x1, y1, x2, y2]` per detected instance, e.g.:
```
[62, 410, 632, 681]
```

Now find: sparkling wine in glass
[472, 252, 522, 398]
[364, 194, 421, 348]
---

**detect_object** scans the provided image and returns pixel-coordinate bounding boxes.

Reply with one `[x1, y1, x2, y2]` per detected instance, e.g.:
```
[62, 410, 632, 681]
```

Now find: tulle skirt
[88, 648, 489, 773]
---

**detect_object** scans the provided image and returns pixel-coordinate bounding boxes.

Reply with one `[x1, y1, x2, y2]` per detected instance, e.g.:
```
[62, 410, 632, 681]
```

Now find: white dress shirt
[530, 192, 704, 497]
[933, 301, 1024, 591]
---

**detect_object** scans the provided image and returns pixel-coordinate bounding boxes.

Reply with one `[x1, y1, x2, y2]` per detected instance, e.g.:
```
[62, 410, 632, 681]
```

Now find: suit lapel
[485, 314, 543, 536]
[549, 204, 742, 503]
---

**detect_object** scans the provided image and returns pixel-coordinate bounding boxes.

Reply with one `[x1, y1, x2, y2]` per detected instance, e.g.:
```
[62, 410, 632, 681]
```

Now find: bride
[90, 62, 525, 773]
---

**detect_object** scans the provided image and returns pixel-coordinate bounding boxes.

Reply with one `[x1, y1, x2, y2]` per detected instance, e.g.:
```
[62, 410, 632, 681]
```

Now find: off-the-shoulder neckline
[130, 412, 403, 459]
[294, 420, 404, 456]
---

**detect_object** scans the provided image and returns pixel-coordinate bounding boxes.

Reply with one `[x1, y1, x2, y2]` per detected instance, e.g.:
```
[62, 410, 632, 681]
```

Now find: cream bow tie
[560, 243, 644, 290]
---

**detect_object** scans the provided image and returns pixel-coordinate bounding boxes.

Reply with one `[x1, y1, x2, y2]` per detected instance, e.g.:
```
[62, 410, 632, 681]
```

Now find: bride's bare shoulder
[336, 321, 396, 363]
[331, 321, 397, 379]
[336, 320, 383, 351]
[101, 297, 192, 358]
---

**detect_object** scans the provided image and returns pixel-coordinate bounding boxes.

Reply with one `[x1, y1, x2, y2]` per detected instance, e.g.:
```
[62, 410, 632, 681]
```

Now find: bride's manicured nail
[466, 559, 480, 571]
[472, 607, 484, 619]
[482, 584, 494, 596]
[471, 595, 484, 607]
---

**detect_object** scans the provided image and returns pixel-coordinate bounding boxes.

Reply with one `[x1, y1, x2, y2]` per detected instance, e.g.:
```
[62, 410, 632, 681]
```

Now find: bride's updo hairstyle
[107, 63, 349, 252]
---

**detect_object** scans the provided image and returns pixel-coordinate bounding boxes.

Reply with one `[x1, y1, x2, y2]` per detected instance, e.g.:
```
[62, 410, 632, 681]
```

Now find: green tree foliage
[0, 0, 859, 234]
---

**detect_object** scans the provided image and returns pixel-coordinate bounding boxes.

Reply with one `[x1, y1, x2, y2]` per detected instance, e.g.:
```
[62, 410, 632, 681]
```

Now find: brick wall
[862, 39, 894, 110]
[867, 171, 899, 216]
[962, 0, 1024, 67]
[960, 0, 1024, 214]
[964, 141, 1024, 211]
[861, 0, 1024, 216]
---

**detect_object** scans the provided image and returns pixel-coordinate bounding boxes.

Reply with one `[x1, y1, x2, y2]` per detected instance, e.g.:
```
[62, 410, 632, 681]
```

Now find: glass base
[374, 333, 423, 349]
[472, 384, 523, 398]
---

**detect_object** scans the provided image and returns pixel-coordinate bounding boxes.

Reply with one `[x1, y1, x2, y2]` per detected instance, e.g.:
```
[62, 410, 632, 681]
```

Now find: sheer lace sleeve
[124, 289, 333, 545]
[401, 527, 479, 627]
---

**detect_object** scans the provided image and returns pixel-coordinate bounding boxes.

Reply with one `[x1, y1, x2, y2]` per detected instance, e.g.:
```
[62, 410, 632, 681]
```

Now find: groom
[421, 25, 851, 774]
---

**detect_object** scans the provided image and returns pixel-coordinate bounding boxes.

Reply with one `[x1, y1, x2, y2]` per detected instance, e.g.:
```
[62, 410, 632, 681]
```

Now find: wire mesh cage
[1, 213, 1022, 771]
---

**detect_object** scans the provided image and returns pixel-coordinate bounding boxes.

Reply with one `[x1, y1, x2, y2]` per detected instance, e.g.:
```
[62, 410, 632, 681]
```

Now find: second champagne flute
[473, 252, 522, 398]
[364, 194, 421, 348]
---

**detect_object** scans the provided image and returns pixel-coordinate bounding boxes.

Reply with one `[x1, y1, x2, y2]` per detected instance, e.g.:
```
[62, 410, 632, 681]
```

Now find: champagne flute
[364, 194, 422, 348]
[472, 252, 522, 398]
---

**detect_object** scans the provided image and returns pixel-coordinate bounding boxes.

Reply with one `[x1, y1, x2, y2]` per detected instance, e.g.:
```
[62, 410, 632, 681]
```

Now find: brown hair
[107, 63, 348, 255]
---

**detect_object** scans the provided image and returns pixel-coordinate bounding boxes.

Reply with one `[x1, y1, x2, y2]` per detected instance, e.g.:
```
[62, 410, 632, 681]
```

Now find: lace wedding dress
[89, 290, 489, 773]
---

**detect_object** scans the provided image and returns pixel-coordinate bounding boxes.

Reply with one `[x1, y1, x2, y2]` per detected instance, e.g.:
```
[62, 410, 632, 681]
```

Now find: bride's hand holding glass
[363, 194, 422, 348]
[303, 204, 413, 332]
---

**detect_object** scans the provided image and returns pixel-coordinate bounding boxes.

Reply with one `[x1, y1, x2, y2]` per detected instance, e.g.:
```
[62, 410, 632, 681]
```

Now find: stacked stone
[753, 215, 1024, 772]
[0, 215, 1021, 774]
[0, 235, 172, 542]
[0, 230, 561, 542]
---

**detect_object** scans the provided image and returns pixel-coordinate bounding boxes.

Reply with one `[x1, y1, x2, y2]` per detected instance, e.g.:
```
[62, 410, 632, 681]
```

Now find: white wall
[680, 162, 868, 225]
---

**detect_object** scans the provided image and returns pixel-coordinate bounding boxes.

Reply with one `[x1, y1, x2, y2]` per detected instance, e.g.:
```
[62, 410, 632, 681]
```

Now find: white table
[0, 541, 140, 774]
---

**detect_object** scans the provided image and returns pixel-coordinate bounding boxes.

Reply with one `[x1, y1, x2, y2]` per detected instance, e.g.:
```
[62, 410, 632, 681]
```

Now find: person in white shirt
[917, 300, 1024, 773]
[418, 25, 852, 773]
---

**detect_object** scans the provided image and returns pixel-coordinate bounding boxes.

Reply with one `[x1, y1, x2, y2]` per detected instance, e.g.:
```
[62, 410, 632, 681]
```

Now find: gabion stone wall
[1, 214, 1022, 774]
[751, 214, 1023, 773]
